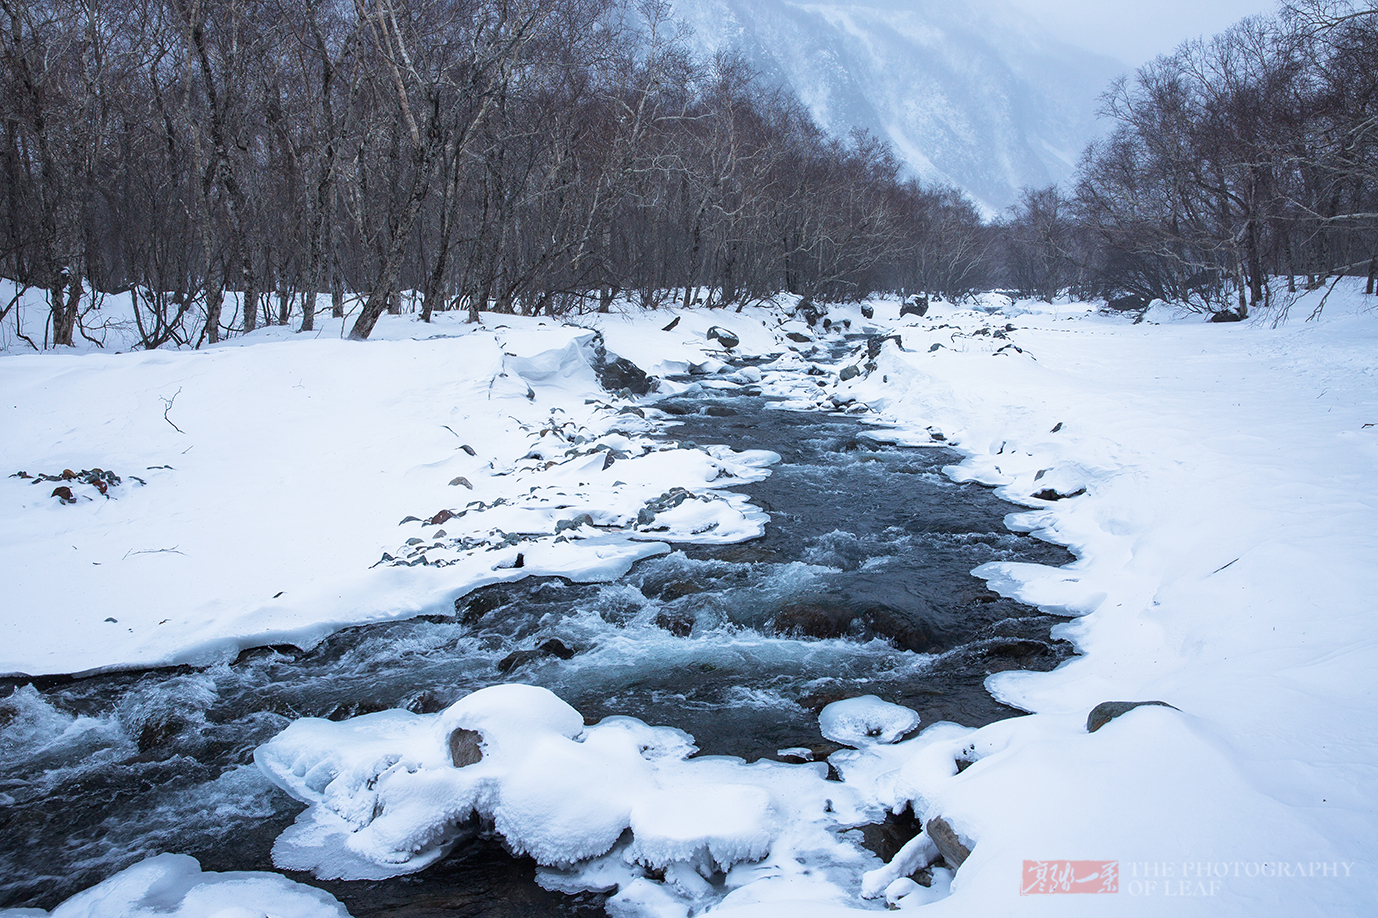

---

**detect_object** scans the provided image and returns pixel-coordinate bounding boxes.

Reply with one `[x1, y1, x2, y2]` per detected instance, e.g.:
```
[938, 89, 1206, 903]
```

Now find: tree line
[0, 0, 990, 348]
[999, 0, 1378, 317]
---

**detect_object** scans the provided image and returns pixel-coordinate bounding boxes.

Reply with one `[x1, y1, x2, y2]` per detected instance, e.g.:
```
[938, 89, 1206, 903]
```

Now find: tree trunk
[1245, 217, 1263, 312]
[299, 288, 315, 332]
[51, 267, 81, 347]
[348, 146, 435, 339]
[204, 284, 223, 345]
[242, 254, 259, 333]
[331, 254, 344, 318]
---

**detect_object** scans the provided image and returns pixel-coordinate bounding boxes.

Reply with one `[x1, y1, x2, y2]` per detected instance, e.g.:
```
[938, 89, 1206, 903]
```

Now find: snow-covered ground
[0, 296, 781, 676]
[3, 283, 1375, 916]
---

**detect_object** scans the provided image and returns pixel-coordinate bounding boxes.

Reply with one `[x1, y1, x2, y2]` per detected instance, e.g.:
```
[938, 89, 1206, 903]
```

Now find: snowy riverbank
[3, 285, 1375, 916]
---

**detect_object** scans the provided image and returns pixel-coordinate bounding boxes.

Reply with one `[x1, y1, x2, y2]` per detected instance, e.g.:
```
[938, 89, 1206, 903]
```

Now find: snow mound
[258, 686, 800, 881]
[819, 696, 919, 747]
[2, 853, 349, 918]
[254, 684, 895, 914]
[626, 783, 778, 871]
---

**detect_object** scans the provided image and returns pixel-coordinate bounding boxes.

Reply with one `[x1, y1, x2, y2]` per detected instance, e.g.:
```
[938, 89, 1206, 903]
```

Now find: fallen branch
[123, 546, 185, 560]
[161, 388, 184, 433]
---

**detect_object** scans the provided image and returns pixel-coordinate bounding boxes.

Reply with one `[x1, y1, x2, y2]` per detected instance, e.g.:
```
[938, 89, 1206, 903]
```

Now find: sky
[1002, 0, 1283, 64]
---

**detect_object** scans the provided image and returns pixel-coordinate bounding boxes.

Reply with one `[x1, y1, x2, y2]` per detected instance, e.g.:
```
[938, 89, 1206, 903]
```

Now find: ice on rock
[818, 696, 919, 747]
[7, 853, 350, 918]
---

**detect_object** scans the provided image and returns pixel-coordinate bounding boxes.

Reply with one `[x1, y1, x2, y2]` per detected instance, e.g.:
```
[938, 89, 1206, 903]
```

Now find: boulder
[637, 487, 694, 526]
[655, 580, 703, 601]
[773, 602, 854, 639]
[1107, 293, 1149, 312]
[706, 326, 739, 349]
[448, 727, 484, 767]
[839, 365, 862, 381]
[538, 638, 577, 659]
[597, 355, 652, 395]
[900, 296, 929, 319]
[1086, 700, 1179, 733]
[554, 513, 594, 533]
[794, 298, 823, 327]
[586, 330, 653, 395]
[137, 714, 190, 752]
[772, 602, 930, 651]
[1032, 487, 1086, 501]
[653, 609, 695, 637]
[925, 817, 972, 870]
[498, 638, 578, 673]
[866, 334, 902, 360]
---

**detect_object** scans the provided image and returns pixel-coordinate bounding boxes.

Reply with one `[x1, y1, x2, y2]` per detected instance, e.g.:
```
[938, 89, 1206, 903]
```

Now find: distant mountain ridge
[670, 0, 1125, 215]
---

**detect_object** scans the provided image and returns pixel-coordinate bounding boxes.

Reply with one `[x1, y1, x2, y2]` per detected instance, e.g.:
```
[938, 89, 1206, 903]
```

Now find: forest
[1004, 1, 1378, 318]
[2, 0, 1377, 349]
[0, 0, 988, 347]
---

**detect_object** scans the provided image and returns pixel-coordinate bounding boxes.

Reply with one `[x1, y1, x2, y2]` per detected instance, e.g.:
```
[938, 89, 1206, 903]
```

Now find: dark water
[0, 380, 1072, 915]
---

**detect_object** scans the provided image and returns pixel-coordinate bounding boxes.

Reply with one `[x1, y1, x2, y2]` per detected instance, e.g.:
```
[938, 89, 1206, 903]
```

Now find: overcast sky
[1003, 0, 1283, 64]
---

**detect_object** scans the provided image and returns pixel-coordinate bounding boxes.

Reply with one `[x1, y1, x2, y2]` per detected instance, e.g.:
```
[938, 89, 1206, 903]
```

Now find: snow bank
[0, 307, 788, 676]
[744, 285, 1375, 916]
[0, 853, 349, 918]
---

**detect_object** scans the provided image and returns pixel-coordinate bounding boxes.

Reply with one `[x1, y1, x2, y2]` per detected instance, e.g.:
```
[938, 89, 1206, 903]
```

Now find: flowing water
[0, 374, 1073, 916]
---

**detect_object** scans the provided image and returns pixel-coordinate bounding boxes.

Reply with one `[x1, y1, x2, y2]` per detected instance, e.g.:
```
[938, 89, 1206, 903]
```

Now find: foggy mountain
[670, 0, 1126, 215]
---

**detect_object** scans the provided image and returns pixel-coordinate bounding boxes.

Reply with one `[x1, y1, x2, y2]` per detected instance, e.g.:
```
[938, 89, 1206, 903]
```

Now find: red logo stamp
[1022, 860, 1119, 894]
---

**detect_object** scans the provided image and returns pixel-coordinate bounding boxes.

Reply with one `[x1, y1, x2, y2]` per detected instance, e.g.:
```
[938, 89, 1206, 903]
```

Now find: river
[0, 360, 1072, 915]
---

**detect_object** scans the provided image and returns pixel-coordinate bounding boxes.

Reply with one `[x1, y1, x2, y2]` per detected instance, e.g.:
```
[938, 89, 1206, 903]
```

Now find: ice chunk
[818, 696, 919, 747]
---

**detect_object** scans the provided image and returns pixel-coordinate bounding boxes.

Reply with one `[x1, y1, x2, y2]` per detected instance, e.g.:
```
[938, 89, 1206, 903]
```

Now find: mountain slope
[671, 0, 1124, 214]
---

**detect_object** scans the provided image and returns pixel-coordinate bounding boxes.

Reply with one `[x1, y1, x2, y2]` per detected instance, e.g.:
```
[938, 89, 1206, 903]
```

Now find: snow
[818, 695, 920, 746]
[753, 284, 1378, 916]
[0, 296, 780, 676]
[0, 853, 349, 918]
[254, 683, 872, 897]
[6, 280, 1378, 916]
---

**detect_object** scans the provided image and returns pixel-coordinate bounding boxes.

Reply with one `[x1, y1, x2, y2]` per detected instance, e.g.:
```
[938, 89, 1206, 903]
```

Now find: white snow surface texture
[3, 282, 1377, 916]
[0, 307, 774, 676]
